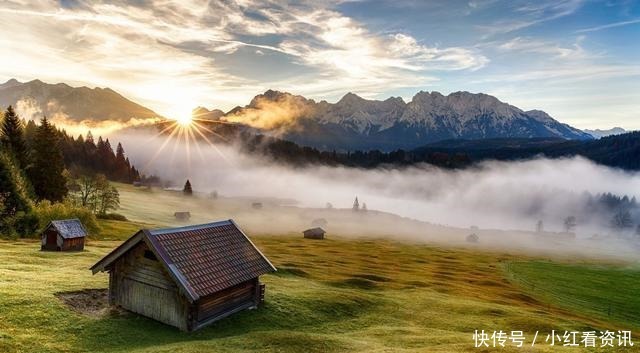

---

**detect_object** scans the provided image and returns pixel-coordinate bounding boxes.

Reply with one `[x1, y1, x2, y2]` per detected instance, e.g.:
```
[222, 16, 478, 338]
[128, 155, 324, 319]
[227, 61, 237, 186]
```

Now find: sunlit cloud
[0, 0, 486, 118]
[0, 0, 638, 130]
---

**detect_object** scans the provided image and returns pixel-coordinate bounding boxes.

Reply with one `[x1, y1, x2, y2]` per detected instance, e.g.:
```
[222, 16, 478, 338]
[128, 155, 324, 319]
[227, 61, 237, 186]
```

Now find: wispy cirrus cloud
[494, 36, 591, 59]
[575, 18, 640, 33]
[476, 0, 585, 37]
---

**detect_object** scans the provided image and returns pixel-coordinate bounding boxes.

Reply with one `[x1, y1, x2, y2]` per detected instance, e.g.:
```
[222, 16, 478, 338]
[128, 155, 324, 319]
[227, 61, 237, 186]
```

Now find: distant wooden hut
[40, 219, 87, 251]
[251, 202, 263, 209]
[466, 233, 479, 243]
[174, 211, 191, 221]
[303, 227, 326, 240]
[90, 220, 276, 331]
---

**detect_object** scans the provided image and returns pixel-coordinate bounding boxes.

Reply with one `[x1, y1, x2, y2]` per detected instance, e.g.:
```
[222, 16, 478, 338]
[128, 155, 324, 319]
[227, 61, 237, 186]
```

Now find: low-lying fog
[111, 131, 640, 260]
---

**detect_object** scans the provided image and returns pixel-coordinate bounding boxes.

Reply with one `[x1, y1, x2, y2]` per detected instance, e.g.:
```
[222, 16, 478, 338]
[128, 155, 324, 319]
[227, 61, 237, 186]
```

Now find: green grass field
[0, 185, 639, 352]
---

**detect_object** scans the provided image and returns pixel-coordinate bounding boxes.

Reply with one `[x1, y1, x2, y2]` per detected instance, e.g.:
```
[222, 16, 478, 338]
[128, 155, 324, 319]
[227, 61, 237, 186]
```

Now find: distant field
[0, 236, 638, 353]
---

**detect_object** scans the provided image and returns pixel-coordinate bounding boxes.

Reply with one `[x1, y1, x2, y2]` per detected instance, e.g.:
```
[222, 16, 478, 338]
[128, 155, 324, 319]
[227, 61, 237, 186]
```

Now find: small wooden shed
[174, 211, 191, 221]
[41, 219, 87, 251]
[303, 227, 326, 240]
[90, 220, 276, 331]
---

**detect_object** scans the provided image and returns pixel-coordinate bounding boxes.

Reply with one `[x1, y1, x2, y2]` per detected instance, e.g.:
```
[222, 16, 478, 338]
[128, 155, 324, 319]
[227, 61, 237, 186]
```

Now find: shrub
[34, 200, 100, 235]
[12, 211, 39, 236]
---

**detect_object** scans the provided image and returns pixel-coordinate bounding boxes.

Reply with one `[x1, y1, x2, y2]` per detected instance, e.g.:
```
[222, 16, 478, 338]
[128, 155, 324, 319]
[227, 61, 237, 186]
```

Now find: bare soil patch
[55, 288, 123, 317]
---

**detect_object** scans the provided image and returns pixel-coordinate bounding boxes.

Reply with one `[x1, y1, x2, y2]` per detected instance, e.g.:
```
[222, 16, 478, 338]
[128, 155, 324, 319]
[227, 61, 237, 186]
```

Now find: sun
[176, 115, 193, 126]
[175, 115, 193, 126]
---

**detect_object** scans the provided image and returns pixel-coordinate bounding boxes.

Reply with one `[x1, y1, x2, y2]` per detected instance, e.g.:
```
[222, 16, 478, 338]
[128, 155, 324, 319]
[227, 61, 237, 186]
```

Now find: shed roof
[45, 219, 88, 239]
[303, 227, 325, 234]
[91, 220, 276, 302]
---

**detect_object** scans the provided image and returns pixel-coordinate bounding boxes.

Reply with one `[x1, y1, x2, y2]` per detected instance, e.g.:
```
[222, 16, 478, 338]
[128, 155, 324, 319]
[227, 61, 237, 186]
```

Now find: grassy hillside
[1, 184, 638, 352]
[0, 236, 638, 353]
[506, 261, 640, 327]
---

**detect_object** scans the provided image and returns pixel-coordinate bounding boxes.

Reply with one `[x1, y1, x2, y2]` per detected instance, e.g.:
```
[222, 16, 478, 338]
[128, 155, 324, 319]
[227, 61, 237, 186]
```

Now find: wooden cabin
[173, 211, 191, 221]
[90, 220, 276, 331]
[303, 227, 326, 240]
[41, 219, 87, 251]
[251, 202, 263, 209]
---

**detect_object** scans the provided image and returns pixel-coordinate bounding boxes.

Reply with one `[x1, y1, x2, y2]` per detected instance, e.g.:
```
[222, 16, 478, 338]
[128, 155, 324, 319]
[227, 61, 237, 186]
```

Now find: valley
[1, 238, 638, 352]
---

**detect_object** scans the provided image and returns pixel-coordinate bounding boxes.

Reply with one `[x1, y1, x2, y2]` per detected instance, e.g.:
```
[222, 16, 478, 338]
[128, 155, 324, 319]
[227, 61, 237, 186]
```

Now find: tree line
[235, 130, 640, 171]
[241, 133, 472, 169]
[0, 106, 139, 236]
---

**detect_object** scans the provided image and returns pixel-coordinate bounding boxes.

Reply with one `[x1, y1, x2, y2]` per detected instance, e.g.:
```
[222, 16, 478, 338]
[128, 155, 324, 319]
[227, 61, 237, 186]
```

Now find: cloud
[477, 0, 585, 37]
[223, 92, 314, 130]
[575, 18, 640, 33]
[495, 36, 588, 59]
[112, 132, 640, 258]
[0, 0, 486, 116]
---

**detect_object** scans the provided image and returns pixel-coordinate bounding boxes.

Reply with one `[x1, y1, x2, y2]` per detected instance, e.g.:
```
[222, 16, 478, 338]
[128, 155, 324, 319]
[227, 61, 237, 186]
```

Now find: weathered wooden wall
[304, 232, 324, 239]
[40, 230, 84, 251]
[191, 278, 258, 330]
[61, 237, 84, 251]
[111, 243, 189, 330]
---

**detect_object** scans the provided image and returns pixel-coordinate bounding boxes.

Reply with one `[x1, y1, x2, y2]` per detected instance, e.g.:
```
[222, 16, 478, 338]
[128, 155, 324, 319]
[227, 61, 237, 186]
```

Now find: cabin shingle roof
[147, 221, 276, 299]
[91, 220, 276, 302]
[48, 219, 87, 239]
[303, 227, 325, 235]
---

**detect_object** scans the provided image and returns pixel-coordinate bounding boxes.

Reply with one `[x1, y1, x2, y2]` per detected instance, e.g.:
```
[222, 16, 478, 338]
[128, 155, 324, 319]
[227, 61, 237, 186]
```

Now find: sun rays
[140, 112, 235, 176]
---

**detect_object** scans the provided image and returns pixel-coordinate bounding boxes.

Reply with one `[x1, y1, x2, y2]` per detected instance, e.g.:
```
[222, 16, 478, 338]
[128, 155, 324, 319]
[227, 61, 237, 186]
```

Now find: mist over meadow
[113, 131, 640, 238]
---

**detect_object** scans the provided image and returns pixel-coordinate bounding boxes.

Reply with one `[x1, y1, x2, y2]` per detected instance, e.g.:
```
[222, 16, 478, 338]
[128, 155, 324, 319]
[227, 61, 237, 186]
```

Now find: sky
[0, 0, 639, 130]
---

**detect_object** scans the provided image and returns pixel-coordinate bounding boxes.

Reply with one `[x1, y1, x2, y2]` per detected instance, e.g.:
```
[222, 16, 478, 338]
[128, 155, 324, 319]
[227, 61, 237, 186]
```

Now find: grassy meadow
[0, 185, 639, 352]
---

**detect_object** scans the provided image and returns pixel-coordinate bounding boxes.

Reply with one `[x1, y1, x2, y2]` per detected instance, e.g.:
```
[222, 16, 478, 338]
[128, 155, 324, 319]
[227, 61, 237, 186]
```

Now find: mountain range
[0, 78, 161, 121]
[223, 90, 592, 150]
[583, 127, 627, 138]
[0, 78, 602, 151]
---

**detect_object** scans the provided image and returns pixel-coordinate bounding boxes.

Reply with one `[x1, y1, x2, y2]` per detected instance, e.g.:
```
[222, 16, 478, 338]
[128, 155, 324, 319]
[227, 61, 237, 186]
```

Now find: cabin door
[47, 232, 57, 248]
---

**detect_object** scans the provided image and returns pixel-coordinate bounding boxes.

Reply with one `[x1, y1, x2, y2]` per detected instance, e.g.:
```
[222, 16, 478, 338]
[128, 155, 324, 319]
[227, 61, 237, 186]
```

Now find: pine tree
[114, 142, 129, 181]
[29, 117, 68, 202]
[0, 152, 31, 217]
[352, 196, 359, 211]
[96, 136, 115, 176]
[183, 179, 193, 196]
[0, 151, 37, 235]
[85, 130, 94, 145]
[24, 119, 37, 149]
[0, 106, 28, 167]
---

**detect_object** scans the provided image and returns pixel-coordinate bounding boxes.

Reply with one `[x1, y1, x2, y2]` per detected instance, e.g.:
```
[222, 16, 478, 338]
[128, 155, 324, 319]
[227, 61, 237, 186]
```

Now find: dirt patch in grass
[55, 289, 121, 317]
